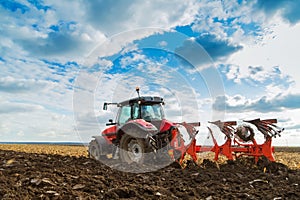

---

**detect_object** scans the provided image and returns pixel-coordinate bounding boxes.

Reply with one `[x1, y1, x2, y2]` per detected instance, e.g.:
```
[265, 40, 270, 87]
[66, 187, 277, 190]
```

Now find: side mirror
[103, 103, 108, 110]
[106, 119, 116, 126]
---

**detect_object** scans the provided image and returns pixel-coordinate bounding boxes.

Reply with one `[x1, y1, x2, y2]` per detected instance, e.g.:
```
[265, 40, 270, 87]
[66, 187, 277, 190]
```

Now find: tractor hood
[131, 119, 157, 130]
[122, 119, 174, 134]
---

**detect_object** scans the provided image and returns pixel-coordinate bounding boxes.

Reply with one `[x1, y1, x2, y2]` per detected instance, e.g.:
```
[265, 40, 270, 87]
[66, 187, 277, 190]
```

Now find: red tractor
[88, 88, 200, 165]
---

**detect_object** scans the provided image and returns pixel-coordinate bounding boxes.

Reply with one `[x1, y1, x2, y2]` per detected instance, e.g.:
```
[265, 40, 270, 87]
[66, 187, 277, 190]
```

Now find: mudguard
[102, 125, 117, 135]
[101, 125, 117, 142]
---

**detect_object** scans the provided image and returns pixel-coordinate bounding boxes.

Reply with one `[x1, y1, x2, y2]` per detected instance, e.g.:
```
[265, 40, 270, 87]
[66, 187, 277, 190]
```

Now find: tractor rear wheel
[119, 133, 146, 164]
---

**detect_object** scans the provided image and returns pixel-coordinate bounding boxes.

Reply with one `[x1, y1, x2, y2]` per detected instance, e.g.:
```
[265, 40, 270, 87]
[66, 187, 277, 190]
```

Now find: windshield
[117, 103, 165, 125]
[141, 104, 164, 121]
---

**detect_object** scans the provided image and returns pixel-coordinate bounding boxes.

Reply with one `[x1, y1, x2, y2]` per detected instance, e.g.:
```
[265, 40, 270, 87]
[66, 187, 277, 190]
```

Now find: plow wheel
[120, 134, 146, 164]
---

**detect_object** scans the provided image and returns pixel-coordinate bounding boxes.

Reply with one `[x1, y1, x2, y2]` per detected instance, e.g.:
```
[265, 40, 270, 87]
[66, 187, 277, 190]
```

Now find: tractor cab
[103, 87, 166, 129]
[116, 96, 165, 125]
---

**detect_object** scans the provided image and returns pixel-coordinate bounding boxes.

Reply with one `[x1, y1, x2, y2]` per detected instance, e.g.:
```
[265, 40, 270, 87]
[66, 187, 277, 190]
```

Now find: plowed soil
[0, 145, 299, 199]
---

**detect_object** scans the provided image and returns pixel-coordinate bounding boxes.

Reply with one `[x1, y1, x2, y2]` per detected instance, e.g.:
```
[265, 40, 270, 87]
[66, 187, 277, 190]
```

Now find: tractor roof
[119, 96, 164, 106]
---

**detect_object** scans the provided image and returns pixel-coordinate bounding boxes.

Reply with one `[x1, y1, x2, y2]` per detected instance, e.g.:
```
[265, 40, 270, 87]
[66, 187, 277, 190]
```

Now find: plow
[187, 118, 284, 164]
[89, 88, 284, 167]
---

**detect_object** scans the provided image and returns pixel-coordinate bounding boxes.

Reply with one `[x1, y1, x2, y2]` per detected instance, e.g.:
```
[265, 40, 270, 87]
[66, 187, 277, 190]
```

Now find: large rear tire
[119, 133, 146, 164]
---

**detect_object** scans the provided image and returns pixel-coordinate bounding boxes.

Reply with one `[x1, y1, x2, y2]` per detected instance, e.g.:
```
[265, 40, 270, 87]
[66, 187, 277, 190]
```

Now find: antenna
[136, 86, 140, 98]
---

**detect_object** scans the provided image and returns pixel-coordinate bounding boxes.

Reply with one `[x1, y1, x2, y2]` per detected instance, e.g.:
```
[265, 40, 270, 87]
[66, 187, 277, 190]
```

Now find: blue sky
[1, 0, 300, 146]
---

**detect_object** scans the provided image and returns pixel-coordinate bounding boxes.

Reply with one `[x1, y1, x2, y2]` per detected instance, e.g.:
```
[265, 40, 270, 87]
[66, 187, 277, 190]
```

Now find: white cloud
[159, 41, 168, 47]
[0, 101, 43, 114]
[213, 92, 300, 113]
[85, 28, 165, 64]
[0, 1, 106, 62]
[83, 0, 198, 35]
[0, 107, 77, 142]
[225, 64, 240, 83]
[229, 18, 300, 91]
[0, 76, 49, 93]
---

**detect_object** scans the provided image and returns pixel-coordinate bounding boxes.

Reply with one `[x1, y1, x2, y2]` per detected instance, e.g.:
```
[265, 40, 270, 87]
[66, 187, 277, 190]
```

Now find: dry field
[0, 144, 299, 199]
[0, 144, 89, 157]
[0, 144, 299, 169]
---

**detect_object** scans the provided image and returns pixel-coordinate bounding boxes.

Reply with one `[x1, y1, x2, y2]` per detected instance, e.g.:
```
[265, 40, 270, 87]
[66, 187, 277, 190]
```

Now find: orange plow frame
[185, 119, 283, 163]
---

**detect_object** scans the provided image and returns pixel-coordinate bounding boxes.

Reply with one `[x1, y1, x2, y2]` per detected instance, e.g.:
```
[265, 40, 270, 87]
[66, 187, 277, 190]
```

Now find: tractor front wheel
[119, 134, 146, 164]
[88, 140, 108, 161]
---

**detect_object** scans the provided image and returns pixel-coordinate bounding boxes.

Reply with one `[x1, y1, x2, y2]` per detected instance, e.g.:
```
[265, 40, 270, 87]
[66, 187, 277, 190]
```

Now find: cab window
[132, 103, 139, 119]
[118, 105, 131, 125]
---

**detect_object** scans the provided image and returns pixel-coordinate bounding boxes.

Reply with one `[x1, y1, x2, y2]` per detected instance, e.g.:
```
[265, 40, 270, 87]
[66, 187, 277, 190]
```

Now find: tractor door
[116, 105, 132, 125]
